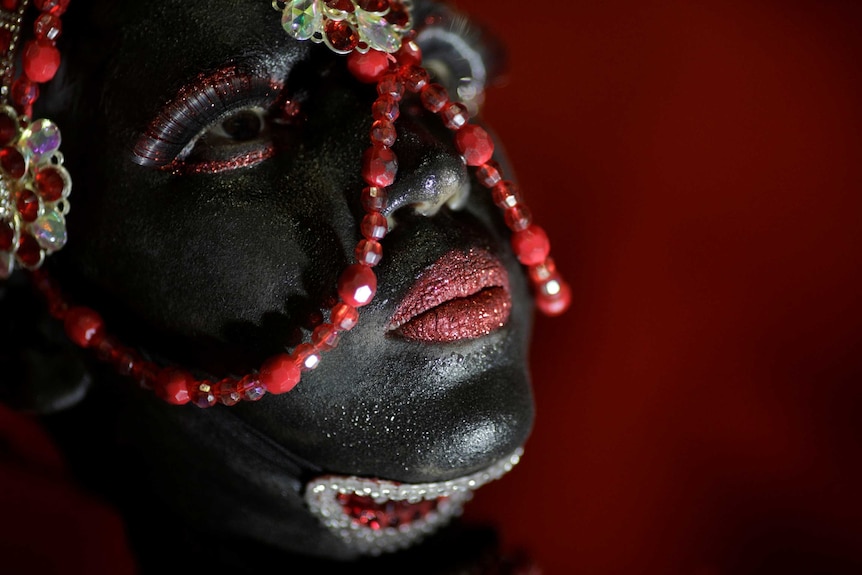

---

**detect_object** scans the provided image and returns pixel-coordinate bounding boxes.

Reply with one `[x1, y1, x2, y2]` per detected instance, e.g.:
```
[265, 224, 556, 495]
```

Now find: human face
[52, 0, 534, 559]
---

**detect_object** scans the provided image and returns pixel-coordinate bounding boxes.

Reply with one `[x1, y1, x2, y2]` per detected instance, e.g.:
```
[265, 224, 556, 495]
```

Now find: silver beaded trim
[304, 448, 522, 555]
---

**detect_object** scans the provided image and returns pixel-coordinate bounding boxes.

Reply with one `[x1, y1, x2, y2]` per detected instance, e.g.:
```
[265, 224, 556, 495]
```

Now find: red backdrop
[459, 1, 862, 573]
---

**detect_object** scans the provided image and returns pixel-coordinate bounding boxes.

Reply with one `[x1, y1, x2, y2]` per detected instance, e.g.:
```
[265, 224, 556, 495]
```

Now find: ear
[0, 270, 92, 414]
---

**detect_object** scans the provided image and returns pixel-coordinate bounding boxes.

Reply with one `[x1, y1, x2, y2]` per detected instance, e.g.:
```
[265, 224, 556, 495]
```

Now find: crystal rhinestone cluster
[305, 449, 522, 555]
[275, 0, 413, 54]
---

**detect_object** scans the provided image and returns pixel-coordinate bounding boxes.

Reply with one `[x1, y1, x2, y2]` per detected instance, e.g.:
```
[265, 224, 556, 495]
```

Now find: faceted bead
[331, 302, 360, 331]
[192, 382, 217, 408]
[370, 119, 396, 147]
[217, 378, 243, 407]
[325, 19, 359, 53]
[156, 368, 193, 406]
[34, 0, 69, 15]
[355, 238, 383, 267]
[15, 189, 40, 222]
[511, 225, 551, 266]
[0, 0, 18, 11]
[356, 9, 402, 53]
[395, 38, 421, 66]
[347, 49, 392, 83]
[0, 146, 26, 179]
[377, 73, 404, 100]
[420, 83, 448, 113]
[35, 165, 68, 201]
[312, 323, 340, 351]
[362, 144, 398, 187]
[475, 161, 502, 188]
[32, 210, 67, 252]
[455, 124, 495, 166]
[23, 118, 61, 159]
[292, 343, 321, 372]
[23, 40, 61, 83]
[440, 102, 469, 131]
[0, 113, 17, 147]
[33, 13, 62, 41]
[338, 263, 377, 307]
[16, 233, 41, 267]
[240, 375, 267, 401]
[63, 306, 105, 348]
[528, 258, 557, 283]
[283, 0, 322, 41]
[371, 95, 400, 122]
[0, 219, 13, 251]
[11, 76, 38, 114]
[536, 279, 571, 317]
[259, 353, 301, 394]
[504, 205, 533, 232]
[385, 0, 410, 27]
[361, 211, 388, 240]
[491, 180, 521, 209]
[360, 186, 388, 212]
[400, 65, 429, 93]
[357, 0, 389, 12]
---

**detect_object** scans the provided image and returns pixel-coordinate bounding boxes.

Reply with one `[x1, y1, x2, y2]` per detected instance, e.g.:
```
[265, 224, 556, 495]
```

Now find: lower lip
[394, 286, 511, 342]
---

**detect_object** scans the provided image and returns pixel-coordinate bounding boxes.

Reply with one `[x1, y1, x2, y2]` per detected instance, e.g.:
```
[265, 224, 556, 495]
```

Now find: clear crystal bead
[356, 10, 401, 53]
[22, 119, 62, 160]
[283, 0, 323, 41]
[31, 210, 67, 252]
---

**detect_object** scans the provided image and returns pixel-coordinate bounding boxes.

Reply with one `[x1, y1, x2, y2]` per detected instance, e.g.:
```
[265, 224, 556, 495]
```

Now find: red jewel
[331, 302, 360, 332]
[192, 382, 217, 408]
[0, 114, 16, 147]
[528, 257, 557, 283]
[216, 378, 242, 406]
[0, 0, 18, 11]
[347, 49, 391, 83]
[63, 306, 105, 348]
[475, 162, 503, 188]
[325, 0, 354, 12]
[11, 76, 38, 115]
[155, 368, 193, 406]
[362, 144, 398, 187]
[419, 83, 448, 113]
[34, 0, 70, 15]
[325, 19, 359, 53]
[0, 146, 26, 179]
[491, 180, 521, 209]
[455, 124, 495, 167]
[536, 280, 572, 317]
[23, 39, 61, 83]
[312, 323, 340, 351]
[16, 233, 41, 267]
[377, 74, 405, 100]
[440, 102, 469, 131]
[15, 189, 40, 222]
[355, 238, 383, 267]
[338, 263, 377, 307]
[504, 205, 533, 232]
[360, 211, 388, 241]
[385, 1, 410, 27]
[360, 186, 388, 212]
[357, 0, 389, 12]
[259, 353, 301, 394]
[35, 166, 66, 201]
[511, 225, 551, 266]
[400, 65, 429, 93]
[292, 343, 321, 372]
[33, 13, 62, 41]
[395, 38, 422, 67]
[370, 119, 397, 147]
[0, 220, 13, 251]
[372, 95, 400, 122]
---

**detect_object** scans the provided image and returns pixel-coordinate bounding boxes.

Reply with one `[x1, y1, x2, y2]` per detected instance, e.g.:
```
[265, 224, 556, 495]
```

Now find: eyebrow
[131, 65, 284, 168]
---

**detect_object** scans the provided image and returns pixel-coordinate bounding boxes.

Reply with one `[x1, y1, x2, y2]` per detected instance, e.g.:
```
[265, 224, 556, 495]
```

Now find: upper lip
[388, 248, 512, 342]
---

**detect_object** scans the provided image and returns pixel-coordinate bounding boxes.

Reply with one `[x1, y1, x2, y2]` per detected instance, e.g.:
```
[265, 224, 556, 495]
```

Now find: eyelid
[132, 67, 283, 169]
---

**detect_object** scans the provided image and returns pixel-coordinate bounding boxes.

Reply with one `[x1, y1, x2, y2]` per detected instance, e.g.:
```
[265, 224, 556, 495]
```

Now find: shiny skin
[39, 0, 535, 567]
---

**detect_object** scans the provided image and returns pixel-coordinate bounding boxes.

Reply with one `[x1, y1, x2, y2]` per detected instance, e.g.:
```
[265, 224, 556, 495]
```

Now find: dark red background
[459, 1, 862, 574]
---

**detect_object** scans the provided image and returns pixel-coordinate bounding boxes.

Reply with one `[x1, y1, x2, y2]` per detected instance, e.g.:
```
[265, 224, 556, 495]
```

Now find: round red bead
[455, 124, 495, 166]
[0, 114, 17, 146]
[23, 39, 61, 83]
[259, 353, 301, 394]
[504, 205, 533, 232]
[371, 95, 400, 122]
[15, 189, 40, 222]
[292, 343, 321, 372]
[16, 233, 41, 267]
[440, 102, 469, 131]
[11, 76, 38, 113]
[64, 307, 105, 348]
[324, 19, 359, 53]
[156, 368, 193, 405]
[511, 225, 551, 266]
[35, 166, 66, 201]
[312, 323, 340, 351]
[537, 280, 572, 317]
[491, 181, 521, 209]
[33, 13, 62, 41]
[355, 238, 383, 267]
[420, 83, 448, 113]
[362, 144, 398, 187]
[395, 39, 422, 67]
[331, 302, 360, 332]
[0, 146, 26, 179]
[347, 49, 391, 83]
[360, 186, 388, 212]
[338, 263, 377, 307]
[34, 0, 69, 15]
[361, 212, 388, 240]
[377, 74, 405, 100]
[370, 119, 396, 147]
[400, 65, 429, 93]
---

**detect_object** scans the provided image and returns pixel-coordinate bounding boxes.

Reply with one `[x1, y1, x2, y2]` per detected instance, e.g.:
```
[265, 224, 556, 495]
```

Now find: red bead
[191, 382, 217, 408]
[491, 181, 521, 209]
[331, 302, 360, 332]
[504, 205, 533, 232]
[64, 307, 105, 348]
[385, 0, 410, 27]
[357, 0, 389, 12]
[528, 258, 557, 283]
[455, 124, 495, 167]
[0, 219, 13, 251]
[338, 263, 377, 307]
[15, 189, 40, 222]
[476, 162, 502, 188]
[33, 13, 62, 41]
[362, 144, 398, 187]
[259, 353, 301, 394]
[216, 378, 242, 406]
[0, 113, 17, 147]
[23, 39, 61, 83]
[360, 186, 388, 212]
[35, 166, 66, 201]
[11, 76, 38, 114]
[324, 19, 359, 53]
[440, 102, 469, 131]
[0, 0, 18, 11]
[239, 375, 266, 401]
[347, 49, 392, 83]
[400, 65, 429, 93]
[395, 38, 422, 67]
[355, 239, 383, 267]
[325, 0, 354, 12]
[372, 95, 400, 122]
[156, 368, 193, 405]
[420, 83, 449, 113]
[361, 212, 388, 240]
[16, 233, 41, 267]
[312, 323, 340, 351]
[511, 225, 551, 266]
[377, 74, 405, 100]
[536, 280, 571, 317]
[0, 146, 26, 179]
[34, 0, 69, 15]
[292, 343, 321, 372]
[370, 119, 396, 147]
[132, 361, 160, 390]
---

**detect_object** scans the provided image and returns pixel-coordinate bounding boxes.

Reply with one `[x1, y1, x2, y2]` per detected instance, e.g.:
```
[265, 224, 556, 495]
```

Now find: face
[46, 0, 534, 561]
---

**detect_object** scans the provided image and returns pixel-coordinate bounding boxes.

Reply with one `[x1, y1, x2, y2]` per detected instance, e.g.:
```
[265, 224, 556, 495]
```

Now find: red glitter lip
[389, 248, 512, 342]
